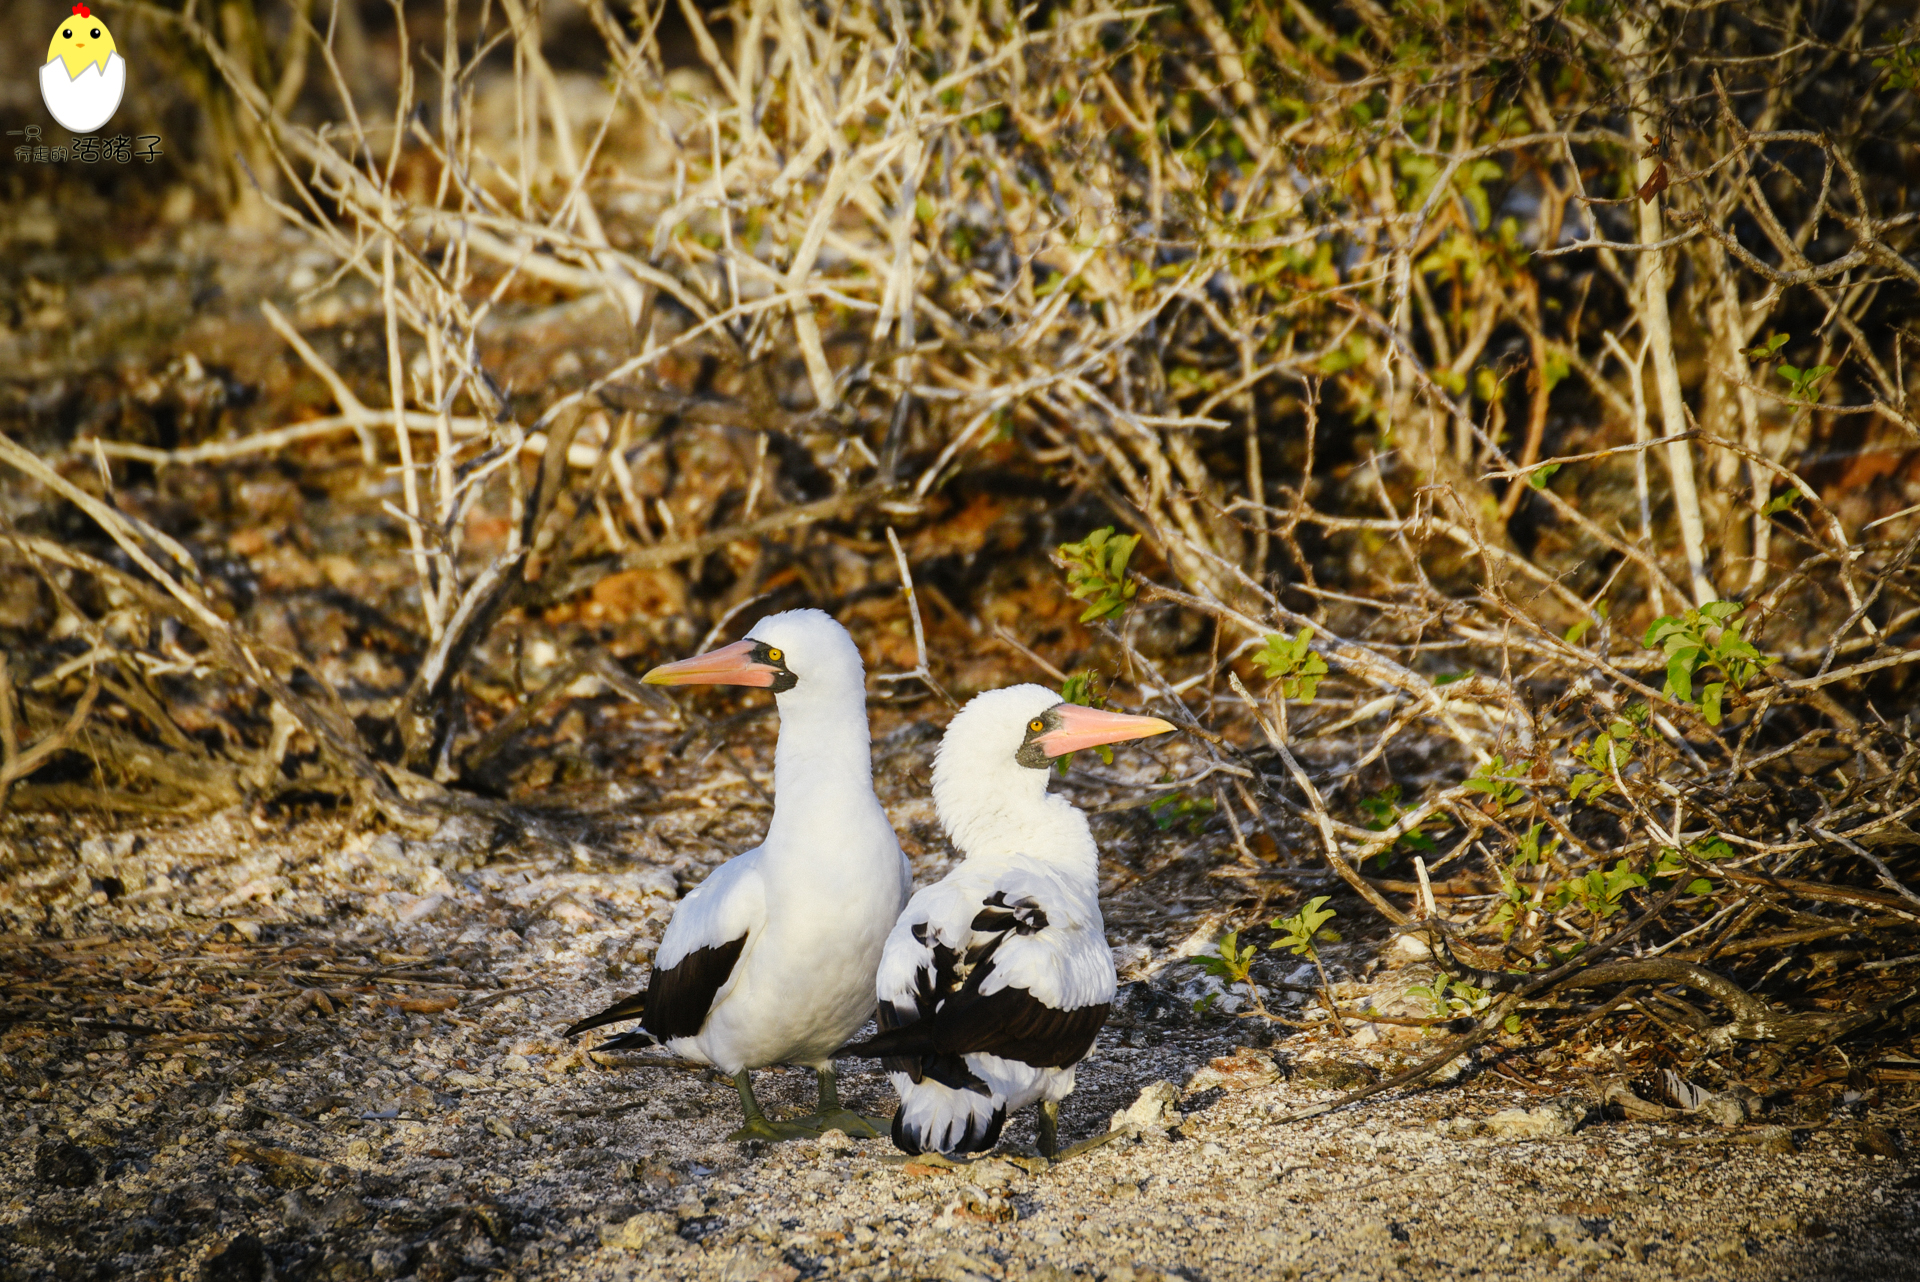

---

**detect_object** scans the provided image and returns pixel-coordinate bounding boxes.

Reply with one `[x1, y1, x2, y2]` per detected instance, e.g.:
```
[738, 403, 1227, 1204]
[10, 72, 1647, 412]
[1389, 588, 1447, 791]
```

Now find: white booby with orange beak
[837, 684, 1175, 1158]
[564, 609, 910, 1140]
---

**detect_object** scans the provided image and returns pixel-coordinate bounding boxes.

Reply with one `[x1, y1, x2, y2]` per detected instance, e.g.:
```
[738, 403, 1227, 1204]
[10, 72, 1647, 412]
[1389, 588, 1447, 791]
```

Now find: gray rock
[930, 1247, 1001, 1281]
[603, 1211, 679, 1251]
[1480, 1099, 1586, 1140]
[1110, 1081, 1184, 1138]
[715, 1244, 798, 1280]
[368, 1246, 411, 1279]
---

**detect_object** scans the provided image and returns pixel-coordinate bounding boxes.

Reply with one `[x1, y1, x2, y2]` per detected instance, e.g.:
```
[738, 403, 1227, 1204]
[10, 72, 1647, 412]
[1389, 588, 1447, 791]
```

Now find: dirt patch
[4, 764, 1916, 1282]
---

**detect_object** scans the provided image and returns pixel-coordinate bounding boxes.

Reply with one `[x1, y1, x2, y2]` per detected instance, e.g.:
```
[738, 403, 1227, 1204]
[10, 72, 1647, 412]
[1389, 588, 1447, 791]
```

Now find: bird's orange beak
[641, 638, 779, 688]
[1036, 704, 1177, 758]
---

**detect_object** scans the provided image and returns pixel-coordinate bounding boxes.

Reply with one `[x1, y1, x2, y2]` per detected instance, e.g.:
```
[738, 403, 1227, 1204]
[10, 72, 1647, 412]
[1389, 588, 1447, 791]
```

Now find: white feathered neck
[931, 684, 1096, 874]
[745, 609, 882, 856]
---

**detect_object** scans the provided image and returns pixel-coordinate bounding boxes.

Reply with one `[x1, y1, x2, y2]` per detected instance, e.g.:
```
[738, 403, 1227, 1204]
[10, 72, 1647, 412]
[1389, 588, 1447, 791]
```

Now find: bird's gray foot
[792, 1108, 885, 1138]
[1038, 1099, 1061, 1161]
[1052, 1130, 1122, 1163]
[785, 1068, 885, 1137]
[725, 1068, 821, 1143]
[726, 1115, 821, 1143]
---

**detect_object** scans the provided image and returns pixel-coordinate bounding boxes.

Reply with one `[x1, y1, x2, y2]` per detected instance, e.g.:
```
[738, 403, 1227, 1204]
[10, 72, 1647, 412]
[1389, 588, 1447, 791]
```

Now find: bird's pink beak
[1036, 704, 1177, 757]
[641, 638, 778, 688]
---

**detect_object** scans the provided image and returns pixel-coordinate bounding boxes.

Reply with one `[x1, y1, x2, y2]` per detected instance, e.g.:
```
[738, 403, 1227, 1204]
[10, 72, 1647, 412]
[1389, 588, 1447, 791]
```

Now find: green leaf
[1564, 616, 1594, 645]
[1762, 492, 1799, 516]
[1542, 350, 1570, 393]
[1701, 682, 1724, 725]
[1253, 629, 1328, 702]
[1150, 792, 1215, 835]
[1060, 670, 1103, 708]
[1503, 1013, 1523, 1034]
[1055, 527, 1141, 622]
[1269, 896, 1338, 957]
[1687, 878, 1713, 895]
[1464, 755, 1527, 813]
[1528, 463, 1561, 490]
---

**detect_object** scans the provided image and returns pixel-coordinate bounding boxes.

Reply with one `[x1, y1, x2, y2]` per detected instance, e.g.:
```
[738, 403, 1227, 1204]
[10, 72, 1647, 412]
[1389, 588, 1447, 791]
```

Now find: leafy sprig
[1464, 754, 1528, 814]
[1253, 627, 1328, 702]
[1643, 601, 1766, 725]
[1055, 527, 1140, 622]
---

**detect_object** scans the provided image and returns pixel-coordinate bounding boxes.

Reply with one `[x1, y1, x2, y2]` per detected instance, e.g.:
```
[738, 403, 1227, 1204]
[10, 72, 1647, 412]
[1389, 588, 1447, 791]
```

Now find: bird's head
[48, 4, 116, 79]
[932, 684, 1176, 834]
[640, 608, 865, 706]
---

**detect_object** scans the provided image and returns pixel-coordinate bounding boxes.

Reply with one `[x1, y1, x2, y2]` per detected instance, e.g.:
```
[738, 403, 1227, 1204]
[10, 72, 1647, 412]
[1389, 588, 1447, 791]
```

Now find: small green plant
[1761, 491, 1800, 517]
[1464, 754, 1528, 814]
[1060, 669, 1102, 708]
[1358, 785, 1443, 866]
[1750, 334, 1835, 401]
[1405, 971, 1492, 1020]
[1527, 462, 1561, 490]
[1516, 821, 1561, 866]
[1488, 823, 1560, 940]
[1554, 860, 1648, 922]
[1271, 895, 1340, 956]
[1777, 360, 1835, 403]
[1568, 709, 1643, 800]
[1193, 929, 1258, 988]
[1149, 791, 1215, 835]
[1652, 838, 1725, 896]
[1055, 526, 1140, 622]
[1489, 865, 1535, 941]
[1643, 601, 1766, 725]
[1874, 43, 1920, 93]
[1564, 599, 1607, 645]
[1253, 628, 1328, 702]
[1270, 896, 1344, 1036]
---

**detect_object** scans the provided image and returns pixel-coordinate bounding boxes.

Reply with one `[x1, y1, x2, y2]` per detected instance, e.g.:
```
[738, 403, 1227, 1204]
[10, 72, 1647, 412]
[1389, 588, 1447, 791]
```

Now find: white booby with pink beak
[564, 609, 910, 1140]
[837, 684, 1175, 1158]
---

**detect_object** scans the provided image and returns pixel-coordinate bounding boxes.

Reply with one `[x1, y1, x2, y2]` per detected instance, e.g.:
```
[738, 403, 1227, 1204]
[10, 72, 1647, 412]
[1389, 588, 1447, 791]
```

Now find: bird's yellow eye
[1028, 718, 1045, 733]
[766, 648, 783, 664]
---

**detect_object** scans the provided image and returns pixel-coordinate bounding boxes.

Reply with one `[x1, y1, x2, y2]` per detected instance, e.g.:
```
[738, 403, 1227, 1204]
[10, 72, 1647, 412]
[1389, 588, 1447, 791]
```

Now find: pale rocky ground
[3, 725, 1917, 1282]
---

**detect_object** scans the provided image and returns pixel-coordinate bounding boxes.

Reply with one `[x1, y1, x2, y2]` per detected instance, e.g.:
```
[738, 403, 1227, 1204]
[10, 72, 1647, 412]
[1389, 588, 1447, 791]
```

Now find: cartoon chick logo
[40, 3, 126, 134]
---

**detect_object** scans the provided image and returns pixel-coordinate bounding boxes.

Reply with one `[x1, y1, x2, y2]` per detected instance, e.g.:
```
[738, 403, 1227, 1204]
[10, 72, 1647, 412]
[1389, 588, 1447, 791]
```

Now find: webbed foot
[790, 1108, 886, 1139]
[1051, 1130, 1122, 1163]
[726, 1116, 821, 1143]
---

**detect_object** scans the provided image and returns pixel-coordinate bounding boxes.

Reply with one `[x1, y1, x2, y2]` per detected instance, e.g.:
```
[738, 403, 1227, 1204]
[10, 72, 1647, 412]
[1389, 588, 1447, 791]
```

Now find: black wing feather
[935, 987, 1109, 1068]
[563, 935, 747, 1041]
[838, 896, 1107, 1069]
[841, 988, 1108, 1069]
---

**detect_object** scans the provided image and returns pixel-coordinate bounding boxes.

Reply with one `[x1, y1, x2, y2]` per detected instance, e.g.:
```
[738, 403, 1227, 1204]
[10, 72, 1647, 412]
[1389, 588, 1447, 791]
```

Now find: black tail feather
[563, 991, 647, 1039]
[889, 1101, 1005, 1157]
[593, 1031, 660, 1053]
[835, 1024, 933, 1060]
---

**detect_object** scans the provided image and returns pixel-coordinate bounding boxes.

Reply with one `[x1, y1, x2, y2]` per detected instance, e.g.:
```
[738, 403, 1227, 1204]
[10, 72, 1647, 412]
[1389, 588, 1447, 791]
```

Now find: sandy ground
[4, 731, 1918, 1282]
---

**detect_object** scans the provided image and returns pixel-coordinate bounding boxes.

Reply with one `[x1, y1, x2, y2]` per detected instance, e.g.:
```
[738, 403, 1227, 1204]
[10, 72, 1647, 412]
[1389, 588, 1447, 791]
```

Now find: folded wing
[845, 867, 1112, 1073]
[564, 851, 767, 1046]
